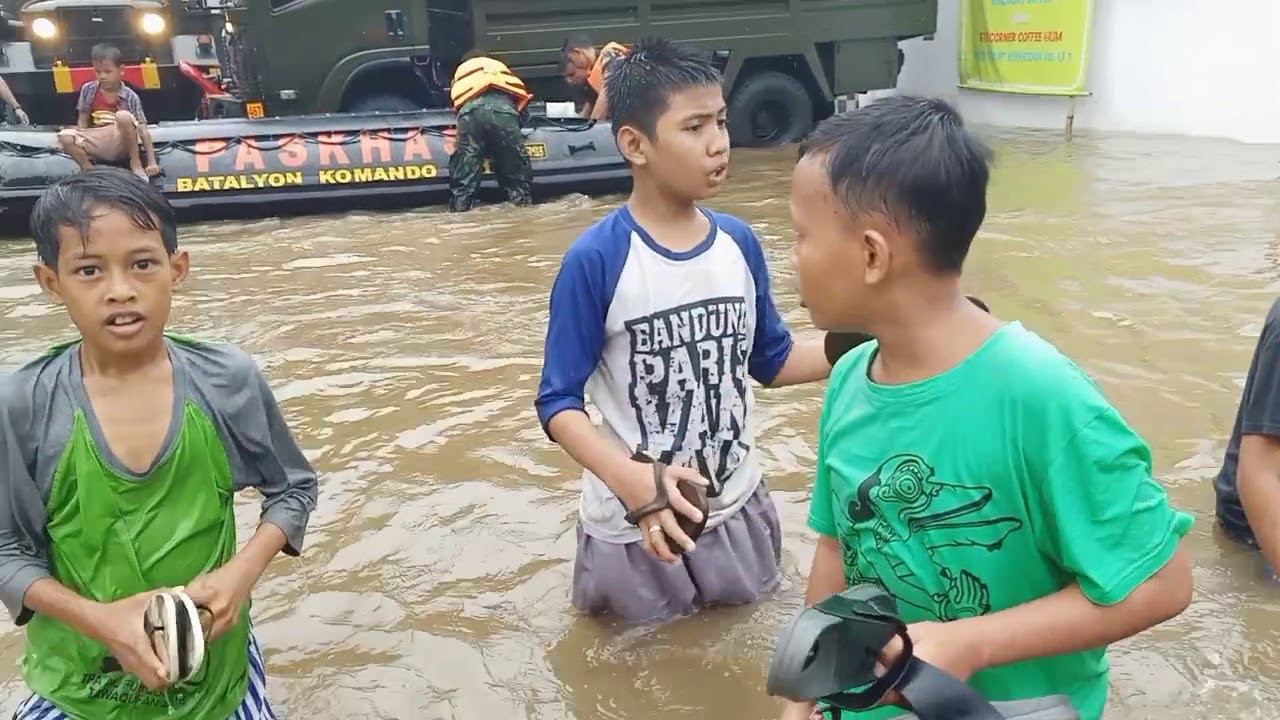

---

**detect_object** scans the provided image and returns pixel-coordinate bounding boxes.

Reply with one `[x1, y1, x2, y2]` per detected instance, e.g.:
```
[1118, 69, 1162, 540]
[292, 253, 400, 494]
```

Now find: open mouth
[104, 311, 145, 333]
[709, 163, 729, 181]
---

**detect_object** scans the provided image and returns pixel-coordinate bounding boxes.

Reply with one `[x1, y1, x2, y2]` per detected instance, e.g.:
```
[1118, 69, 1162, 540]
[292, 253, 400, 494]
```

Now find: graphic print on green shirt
[0, 335, 318, 720]
[808, 323, 1194, 720]
[841, 452, 1024, 621]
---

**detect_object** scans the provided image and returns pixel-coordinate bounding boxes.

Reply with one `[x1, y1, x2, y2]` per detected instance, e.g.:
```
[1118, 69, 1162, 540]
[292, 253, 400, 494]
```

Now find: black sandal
[622, 457, 710, 555]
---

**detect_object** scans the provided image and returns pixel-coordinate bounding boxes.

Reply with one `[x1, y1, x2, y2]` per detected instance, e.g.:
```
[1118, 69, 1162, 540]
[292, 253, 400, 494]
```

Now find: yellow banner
[958, 0, 1095, 96]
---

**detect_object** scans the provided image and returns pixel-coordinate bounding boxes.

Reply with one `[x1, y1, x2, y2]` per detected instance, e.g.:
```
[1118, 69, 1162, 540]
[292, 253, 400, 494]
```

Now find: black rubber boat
[0, 104, 631, 232]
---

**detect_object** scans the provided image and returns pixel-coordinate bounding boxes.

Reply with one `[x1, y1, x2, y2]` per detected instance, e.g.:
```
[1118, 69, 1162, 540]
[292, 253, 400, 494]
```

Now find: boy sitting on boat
[56, 44, 159, 180]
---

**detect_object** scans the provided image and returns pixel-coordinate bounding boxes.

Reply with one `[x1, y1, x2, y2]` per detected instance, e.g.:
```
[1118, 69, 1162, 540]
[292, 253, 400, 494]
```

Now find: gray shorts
[572, 481, 783, 624]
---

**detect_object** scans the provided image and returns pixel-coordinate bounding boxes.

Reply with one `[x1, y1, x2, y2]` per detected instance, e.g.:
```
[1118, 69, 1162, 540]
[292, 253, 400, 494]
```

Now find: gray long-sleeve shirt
[0, 336, 318, 624]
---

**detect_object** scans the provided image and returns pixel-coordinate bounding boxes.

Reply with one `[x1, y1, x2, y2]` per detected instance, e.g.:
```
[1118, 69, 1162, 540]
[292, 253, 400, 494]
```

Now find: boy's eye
[74, 266, 99, 277]
[134, 258, 156, 270]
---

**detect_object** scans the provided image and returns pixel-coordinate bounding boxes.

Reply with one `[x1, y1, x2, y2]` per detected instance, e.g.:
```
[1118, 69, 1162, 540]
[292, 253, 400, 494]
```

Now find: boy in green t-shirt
[779, 97, 1195, 720]
[2, 167, 317, 719]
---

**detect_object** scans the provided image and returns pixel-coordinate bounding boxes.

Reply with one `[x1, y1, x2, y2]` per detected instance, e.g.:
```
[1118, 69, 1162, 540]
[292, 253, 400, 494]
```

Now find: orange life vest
[450, 56, 533, 111]
[586, 42, 630, 94]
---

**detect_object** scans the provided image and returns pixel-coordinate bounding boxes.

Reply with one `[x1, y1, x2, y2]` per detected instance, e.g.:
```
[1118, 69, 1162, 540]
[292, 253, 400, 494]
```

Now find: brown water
[0, 129, 1278, 719]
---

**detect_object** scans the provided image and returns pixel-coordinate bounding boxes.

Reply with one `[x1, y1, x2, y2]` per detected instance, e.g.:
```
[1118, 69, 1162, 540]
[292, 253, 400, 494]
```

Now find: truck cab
[223, 0, 937, 147]
[0, 0, 223, 124]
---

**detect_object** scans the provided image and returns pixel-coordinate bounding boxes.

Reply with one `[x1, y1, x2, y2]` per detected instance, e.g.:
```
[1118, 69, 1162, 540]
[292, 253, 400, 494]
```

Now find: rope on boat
[0, 117, 597, 160]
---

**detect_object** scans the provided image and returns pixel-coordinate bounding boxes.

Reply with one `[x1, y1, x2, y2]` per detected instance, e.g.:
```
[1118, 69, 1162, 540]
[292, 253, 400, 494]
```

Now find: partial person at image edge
[535, 37, 832, 625]
[1214, 296, 1280, 579]
[0, 167, 317, 719]
[783, 96, 1195, 720]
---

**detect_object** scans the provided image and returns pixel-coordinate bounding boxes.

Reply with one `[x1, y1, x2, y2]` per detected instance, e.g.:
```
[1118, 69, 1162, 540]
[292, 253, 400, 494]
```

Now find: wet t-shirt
[536, 206, 794, 543]
[809, 323, 1194, 720]
[0, 336, 318, 718]
[1215, 296, 1280, 546]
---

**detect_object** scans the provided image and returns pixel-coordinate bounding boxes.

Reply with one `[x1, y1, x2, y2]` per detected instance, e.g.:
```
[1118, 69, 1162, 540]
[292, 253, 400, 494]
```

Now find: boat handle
[567, 141, 596, 155]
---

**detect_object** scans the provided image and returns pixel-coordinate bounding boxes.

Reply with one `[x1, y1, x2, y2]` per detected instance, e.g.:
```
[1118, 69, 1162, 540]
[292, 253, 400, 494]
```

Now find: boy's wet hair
[605, 36, 721, 138]
[30, 167, 178, 268]
[799, 95, 993, 274]
[90, 43, 123, 67]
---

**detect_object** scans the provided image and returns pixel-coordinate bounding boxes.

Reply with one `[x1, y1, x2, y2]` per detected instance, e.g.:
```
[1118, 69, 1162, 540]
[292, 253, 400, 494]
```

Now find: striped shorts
[12, 632, 277, 720]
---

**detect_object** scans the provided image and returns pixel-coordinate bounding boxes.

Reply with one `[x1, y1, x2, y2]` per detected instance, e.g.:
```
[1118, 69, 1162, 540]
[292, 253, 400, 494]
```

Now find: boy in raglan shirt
[535, 38, 831, 625]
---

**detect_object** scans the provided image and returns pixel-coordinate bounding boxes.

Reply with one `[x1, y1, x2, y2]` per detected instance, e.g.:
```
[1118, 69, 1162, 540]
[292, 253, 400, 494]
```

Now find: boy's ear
[615, 125, 648, 167]
[32, 264, 64, 305]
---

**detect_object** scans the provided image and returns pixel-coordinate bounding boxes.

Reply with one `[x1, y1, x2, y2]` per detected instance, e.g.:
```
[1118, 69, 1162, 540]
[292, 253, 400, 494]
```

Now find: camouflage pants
[449, 102, 533, 212]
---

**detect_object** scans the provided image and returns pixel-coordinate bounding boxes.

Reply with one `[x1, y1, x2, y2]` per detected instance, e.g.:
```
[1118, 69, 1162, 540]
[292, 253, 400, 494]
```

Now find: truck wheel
[344, 93, 422, 114]
[727, 71, 814, 148]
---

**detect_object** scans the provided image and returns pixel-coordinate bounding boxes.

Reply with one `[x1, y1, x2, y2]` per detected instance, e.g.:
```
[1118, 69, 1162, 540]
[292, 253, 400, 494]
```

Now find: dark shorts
[572, 481, 783, 625]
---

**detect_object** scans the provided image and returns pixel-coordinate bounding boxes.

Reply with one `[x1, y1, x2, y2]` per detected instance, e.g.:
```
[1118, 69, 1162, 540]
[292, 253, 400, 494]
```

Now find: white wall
[892, 0, 1280, 144]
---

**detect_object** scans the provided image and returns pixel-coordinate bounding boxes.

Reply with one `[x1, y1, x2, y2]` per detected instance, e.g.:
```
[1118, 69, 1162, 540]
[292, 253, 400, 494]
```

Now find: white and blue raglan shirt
[536, 205, 795, 544]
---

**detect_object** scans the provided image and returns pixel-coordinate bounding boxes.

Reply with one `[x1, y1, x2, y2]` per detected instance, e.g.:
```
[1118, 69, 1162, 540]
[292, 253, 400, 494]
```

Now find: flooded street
[0, 129, 1279, 718]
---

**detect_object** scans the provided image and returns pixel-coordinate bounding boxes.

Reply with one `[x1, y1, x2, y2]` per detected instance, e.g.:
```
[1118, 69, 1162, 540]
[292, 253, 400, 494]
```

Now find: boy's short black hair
[90, 43, 123, 67]
[799, 95, 993, 274]
[30, 167, 178, 268]
[559, 33, 595, 70]
[461, 48, 488, 63]
[604, 36, 721, 138]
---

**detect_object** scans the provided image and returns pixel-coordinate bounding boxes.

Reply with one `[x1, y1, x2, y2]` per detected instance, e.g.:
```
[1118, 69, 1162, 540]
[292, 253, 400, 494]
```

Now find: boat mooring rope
[0, 118, 597, 160]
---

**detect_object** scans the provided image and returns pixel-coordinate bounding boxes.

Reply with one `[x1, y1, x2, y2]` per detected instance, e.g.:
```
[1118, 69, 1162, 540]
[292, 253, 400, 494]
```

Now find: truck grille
[29, 7, 171, 68]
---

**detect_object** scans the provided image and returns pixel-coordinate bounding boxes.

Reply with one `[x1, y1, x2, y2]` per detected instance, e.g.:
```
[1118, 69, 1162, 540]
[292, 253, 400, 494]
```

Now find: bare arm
[139, 122, 157, 165]
[547, 410, 650, 509]
[76, 109, 90, 129]
[218, 522, 287, 587]
[589, 93, 610, 121]
[1237, 433, 1280, 570]
[0, 75, 18, 109]
[781, 535, 847, 718]
[23, 577, 105, 639]
[959, 546, 1192, 671]
[768, 337, 831, 388]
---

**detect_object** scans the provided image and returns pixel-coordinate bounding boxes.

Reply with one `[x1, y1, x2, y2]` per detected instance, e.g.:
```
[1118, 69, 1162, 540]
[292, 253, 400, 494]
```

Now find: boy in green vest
[781, 96, 1194, 720]
[2, 166, 317, 719]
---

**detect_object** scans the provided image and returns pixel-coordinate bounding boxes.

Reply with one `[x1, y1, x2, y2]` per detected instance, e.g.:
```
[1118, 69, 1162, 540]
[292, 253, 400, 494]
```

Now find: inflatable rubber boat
[0, 104, 631, 229]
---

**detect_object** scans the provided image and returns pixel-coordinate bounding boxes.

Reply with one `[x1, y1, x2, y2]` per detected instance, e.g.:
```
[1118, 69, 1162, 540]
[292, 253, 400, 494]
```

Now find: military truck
[221, 0, 936, 147]
[0, 0, 224, 124]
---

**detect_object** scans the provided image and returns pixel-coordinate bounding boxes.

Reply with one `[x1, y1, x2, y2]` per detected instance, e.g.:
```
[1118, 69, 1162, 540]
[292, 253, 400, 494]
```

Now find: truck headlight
[31, 16, 57, 39]
[140, 12, 166, 35]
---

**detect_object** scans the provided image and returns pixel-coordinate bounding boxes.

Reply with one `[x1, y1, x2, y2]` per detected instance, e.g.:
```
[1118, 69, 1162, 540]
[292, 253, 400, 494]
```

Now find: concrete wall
[891, 0, 1280, 144]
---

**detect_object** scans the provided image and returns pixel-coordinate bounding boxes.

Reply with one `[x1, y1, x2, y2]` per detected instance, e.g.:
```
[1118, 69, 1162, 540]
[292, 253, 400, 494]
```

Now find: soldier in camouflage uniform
[448, 52, 534, 212]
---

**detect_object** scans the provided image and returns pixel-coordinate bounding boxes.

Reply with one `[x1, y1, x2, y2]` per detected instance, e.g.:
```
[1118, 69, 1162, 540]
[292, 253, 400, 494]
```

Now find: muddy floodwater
[0, 129, 1278, 718]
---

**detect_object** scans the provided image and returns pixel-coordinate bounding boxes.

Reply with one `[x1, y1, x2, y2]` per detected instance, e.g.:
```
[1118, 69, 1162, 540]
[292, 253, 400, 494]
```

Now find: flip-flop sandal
[766, 584, 1079, 720]
[103, 590, 209, 683]
[622, 456, 709, 555]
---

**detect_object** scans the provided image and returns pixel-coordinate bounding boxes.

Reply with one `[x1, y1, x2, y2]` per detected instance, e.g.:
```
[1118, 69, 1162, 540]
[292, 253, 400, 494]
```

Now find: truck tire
[727, 71, 814, 148]
[344, 93, 422, 114]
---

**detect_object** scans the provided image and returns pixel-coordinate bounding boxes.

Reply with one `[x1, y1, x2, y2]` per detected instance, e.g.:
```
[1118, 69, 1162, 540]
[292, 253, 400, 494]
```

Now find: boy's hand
[615, 461, 707, 563]
[780, 700, 823, 720]
[144, 163, 161, 177]
[182, 563, 255, 642]
[14, 107, 28, 125]
[875, 620, 987, 707]
[91, 591, 170, 691]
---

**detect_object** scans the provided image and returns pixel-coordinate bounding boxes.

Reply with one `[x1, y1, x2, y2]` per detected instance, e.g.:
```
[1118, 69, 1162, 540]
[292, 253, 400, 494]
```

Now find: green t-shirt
[808, 322, 1194, 720]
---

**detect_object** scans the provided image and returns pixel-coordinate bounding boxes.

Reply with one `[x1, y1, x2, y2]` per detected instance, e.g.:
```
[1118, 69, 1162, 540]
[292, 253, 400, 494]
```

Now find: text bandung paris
[626, 299, 752, 483]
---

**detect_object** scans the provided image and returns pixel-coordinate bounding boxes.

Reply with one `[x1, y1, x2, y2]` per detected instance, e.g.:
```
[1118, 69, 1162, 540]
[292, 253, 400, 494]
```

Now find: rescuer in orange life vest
[447, 50, 534, 212]
[559, 35, 630, 121]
